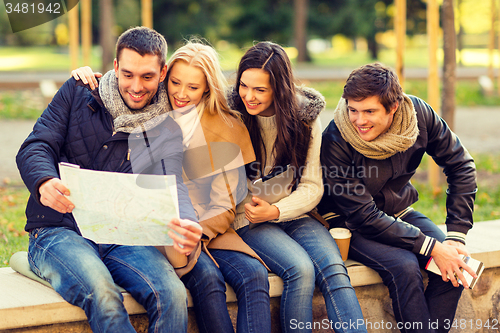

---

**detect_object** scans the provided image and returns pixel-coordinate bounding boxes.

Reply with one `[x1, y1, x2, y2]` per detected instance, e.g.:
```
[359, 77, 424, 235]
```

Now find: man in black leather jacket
[318, 63, 477, 333]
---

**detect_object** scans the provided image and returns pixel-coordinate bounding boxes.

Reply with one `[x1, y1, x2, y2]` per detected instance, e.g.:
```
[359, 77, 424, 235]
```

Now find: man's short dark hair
[342, 63, 404, 113]
[116, 26, 167, 68]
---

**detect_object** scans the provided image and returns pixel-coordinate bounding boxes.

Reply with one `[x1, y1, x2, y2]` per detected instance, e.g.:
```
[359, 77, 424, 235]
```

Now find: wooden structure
[427, 0, 441, 193]
[395, 0, 406, 89]
[141, 0, 153, 28]
[68, 0, 153, 71]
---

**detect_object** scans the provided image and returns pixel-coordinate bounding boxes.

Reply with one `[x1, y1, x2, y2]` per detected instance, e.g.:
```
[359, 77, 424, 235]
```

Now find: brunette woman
[228, 41, 366, 333]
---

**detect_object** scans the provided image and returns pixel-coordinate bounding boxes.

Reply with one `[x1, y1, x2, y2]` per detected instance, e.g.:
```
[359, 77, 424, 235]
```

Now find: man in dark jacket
[16, 27, 201, 333]
[318, 63, 477, 332]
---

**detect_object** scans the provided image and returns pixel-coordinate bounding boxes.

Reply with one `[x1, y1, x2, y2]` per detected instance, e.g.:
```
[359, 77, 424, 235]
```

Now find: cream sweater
[232, 115, 324, 230]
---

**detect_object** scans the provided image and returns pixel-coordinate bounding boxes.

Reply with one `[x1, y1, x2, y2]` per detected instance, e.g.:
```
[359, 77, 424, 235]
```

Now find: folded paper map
[59, 163, 179, 246]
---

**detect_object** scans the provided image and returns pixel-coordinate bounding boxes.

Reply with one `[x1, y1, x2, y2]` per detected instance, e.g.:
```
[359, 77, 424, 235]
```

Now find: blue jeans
[182, 250, 271, 333]
[348, 210, 463, 333]
[28, 227, 188, 333]
[237, 217, 366, 333]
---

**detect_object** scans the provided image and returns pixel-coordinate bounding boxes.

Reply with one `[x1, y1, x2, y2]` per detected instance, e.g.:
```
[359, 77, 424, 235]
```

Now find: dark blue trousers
[348, 210, 463, 333]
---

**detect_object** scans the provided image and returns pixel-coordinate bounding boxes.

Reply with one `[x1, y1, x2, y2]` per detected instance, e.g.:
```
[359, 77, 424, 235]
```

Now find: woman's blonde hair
[166, 38, 238, 124]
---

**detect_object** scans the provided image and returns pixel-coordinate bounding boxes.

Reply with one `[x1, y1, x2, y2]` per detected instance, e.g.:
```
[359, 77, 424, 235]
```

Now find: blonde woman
[72, 39, 271, 333]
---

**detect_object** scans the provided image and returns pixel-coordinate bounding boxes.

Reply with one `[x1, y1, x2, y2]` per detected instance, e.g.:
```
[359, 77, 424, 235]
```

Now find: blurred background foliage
[0, 0, 493, 69]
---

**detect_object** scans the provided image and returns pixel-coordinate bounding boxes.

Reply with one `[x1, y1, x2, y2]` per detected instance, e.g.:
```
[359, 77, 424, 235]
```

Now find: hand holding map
[59, 163, 184, 246]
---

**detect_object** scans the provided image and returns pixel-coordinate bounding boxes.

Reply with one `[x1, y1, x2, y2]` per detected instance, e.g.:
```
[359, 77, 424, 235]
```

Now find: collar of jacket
[226, 85, 325, 124]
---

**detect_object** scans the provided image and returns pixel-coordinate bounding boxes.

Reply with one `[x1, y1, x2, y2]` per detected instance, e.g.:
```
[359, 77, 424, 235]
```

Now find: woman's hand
[71, 66, 102, 90]
[168, 218, 202, 256]
[244, 196, 280, 224]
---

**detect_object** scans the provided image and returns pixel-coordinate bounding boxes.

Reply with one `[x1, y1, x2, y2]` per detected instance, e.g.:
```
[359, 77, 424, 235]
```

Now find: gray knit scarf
[333, 94, 419, 160]
[99, 70, 169, 133]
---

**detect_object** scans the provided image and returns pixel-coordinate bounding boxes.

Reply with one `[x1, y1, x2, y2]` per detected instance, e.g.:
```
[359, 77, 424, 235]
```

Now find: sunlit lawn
[0, 89, 46, 119]
[0, 46, 103, 71]
[0, 45, 497, 72]
[2, 78, 500, 121]
[0, 185, 29, 267]
[411, 179, 500, 224]
[409, 153, 500, 223]
[307, 80, 500, 108]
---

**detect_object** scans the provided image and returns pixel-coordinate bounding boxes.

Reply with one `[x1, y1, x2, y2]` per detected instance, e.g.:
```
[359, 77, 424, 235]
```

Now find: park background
[1, 0, 500, 267]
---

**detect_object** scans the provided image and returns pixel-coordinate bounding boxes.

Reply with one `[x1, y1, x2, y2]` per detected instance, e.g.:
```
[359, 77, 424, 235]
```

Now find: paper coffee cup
[155, 245, 188, 268]
[329, 228, 352, 261]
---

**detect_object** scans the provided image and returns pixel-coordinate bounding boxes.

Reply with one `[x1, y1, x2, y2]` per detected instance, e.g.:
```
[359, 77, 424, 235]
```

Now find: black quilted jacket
[16, 77, 197, 232]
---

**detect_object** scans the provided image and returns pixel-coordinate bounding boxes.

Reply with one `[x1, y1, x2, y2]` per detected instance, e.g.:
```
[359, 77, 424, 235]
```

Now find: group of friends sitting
[16, 26, 477, 333]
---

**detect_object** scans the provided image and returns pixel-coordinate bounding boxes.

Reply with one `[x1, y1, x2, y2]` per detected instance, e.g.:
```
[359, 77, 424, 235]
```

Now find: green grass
[410, 181, 449, 224]
[307, 80, 500, 110]
[0, 46, 103, 72]
[0, 89, 45, 119]
[1, 45, 495, 72]
[0, 185, 29, 267]
[2, 79, 494, 120]
[474, 153, 500, 173]
[305, 81, 345, 108]
[1, 45, 499, 120]
[411, 179, 500, 224]
[410, 153, 500, 224]
[0, 45, 237, 72]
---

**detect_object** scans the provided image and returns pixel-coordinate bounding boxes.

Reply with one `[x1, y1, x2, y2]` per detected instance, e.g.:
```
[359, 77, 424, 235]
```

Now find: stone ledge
[1, 220, 499, 332]
[0, 267, 286, 330]
[0, 263, 376, 330]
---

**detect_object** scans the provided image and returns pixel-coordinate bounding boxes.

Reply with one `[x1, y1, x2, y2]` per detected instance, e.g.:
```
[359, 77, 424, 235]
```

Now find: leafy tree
[405, 0, 428, 36]
[153, 0, 231, 48]
[308, 0, 356, 39]
[224, 0, 294, 46]
[308, 0, 427, 59]
[294, 0, 310, 62]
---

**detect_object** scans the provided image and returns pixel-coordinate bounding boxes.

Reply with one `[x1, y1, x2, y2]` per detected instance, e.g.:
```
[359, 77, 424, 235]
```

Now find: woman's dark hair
[233, 41, 311, 181]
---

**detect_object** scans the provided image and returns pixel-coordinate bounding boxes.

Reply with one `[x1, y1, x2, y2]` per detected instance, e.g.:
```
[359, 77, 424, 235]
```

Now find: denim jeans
[237, 217, 366, 333]
[182, 250, 271, 333]
[348, 210, 463, 333]
[28, 227, 188, 333]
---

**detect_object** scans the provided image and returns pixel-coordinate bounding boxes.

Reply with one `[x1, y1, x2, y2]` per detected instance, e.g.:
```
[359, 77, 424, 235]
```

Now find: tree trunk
[367, 35, 378, 60]
[100, 0, 115, 73]
[457, 0, 464, 66]
[294, 0, 311, 62]
[441, 0, 456, 131]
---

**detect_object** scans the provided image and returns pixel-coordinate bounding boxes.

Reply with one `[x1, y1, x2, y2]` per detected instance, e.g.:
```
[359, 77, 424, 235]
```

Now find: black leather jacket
[318, 95, 477, 254]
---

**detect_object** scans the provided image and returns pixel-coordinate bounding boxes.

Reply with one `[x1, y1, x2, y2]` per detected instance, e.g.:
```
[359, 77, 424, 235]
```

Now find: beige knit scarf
[333, 94, 419, 160]
[99, 70, 169, 133]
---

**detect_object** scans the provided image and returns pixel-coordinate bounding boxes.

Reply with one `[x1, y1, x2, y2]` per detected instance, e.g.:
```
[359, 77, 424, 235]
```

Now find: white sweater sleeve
[273, 117, 324, 222]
